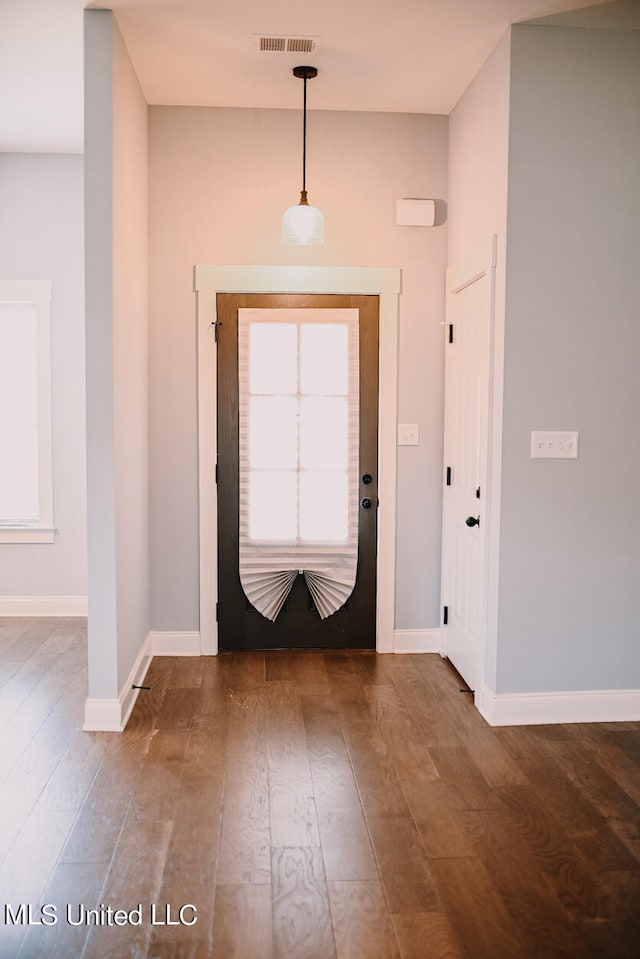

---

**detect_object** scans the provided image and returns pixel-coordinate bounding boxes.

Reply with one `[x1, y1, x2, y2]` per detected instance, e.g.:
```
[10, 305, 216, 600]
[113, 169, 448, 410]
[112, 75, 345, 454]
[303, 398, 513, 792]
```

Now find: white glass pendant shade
[282, 193, 324, 245]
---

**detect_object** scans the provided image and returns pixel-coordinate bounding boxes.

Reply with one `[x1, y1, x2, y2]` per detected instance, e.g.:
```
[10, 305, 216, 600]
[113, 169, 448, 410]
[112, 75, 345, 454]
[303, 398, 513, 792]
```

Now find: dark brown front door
[216, 293, 379, 651]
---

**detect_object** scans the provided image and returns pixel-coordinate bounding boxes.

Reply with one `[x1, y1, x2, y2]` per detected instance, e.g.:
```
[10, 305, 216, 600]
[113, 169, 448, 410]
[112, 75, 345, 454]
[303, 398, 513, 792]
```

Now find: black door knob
[465, 515, 480, 527]
[361, 498, 373, 510]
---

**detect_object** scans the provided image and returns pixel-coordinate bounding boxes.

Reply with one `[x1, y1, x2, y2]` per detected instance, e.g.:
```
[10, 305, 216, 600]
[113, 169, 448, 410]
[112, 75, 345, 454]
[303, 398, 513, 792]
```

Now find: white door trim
[194, 265, 401, 655]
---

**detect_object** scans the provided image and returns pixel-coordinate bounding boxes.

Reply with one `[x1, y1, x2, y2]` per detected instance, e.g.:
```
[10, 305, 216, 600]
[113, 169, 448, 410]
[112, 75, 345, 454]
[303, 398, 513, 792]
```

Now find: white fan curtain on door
[238, 308, 360, 621]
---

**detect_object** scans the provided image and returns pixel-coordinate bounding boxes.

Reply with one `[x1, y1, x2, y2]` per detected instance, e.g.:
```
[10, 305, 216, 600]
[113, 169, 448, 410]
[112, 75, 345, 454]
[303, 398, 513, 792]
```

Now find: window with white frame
[0, 280, 54, 543]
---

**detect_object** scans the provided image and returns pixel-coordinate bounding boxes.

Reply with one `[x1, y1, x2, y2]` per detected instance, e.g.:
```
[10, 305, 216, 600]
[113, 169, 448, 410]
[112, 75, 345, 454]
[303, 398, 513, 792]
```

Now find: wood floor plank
[0, 618, 58, 663]
[216, 688, 270, 884]
[342, 730, 409, 818]
[3, 721, 77, 793]
[520, 757, 640, 872]
[428, 744, 497, 810]
[580, 919, 640, 959]
[128, 728, 189, 821]
[458, 723, 528, 787]
[216, 768, 271, 884]
[367, 815, 440, 913]
[158, 762, 224, 887]
[0, 729, 36, 787]
[223, 689, 268, 777]
[328, 879, 400, 959]
[271, 846, 336, 959]
[151, 764, 224, 949]
[0, 785, 41, 864]
[323, 650, 399, 689]
[267, 681, 321, 848]
[392, 665, 465, 748]
[217, 651, 266, 690]
[0, 808, 78, 955]
[150, 654, 205, 689]
[391, 913, 465, 959]
[0, 658, 23, 689]
[266, 650, 331, 691]
[198, 657, 234, 713]
[0, 618, 35, 656]
[34, 730, 110, 813]
[157, 686, 203, 730]
[213, 884, 273, 959]
[2, 634, 84, 733]
[402, 779, 477, 859]
[300, 692, 351, 764]
[430, 857, 527, 959]
[542, 739, 640, 862]
[81, 818, 173, 959]
[364, 683, 441, 786]
[588, 738, 640, 806]
[497, 784, 617, 922]
[59, 738, 149, 865]
[147, 941, 209, 959]
[310, 757, 379, 881]
[461, 807, 598, 958]
[15, 861, 108, 959]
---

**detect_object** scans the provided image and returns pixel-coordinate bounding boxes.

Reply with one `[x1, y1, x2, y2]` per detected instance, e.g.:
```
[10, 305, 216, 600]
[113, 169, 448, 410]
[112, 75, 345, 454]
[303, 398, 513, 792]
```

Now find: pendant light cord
[290, 65, 317, 208]
[302, 73, 307, 195]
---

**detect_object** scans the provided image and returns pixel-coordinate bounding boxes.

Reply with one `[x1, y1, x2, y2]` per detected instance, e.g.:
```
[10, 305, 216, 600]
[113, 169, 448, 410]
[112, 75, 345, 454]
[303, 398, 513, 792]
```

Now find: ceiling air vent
[254, 35, 320, 54]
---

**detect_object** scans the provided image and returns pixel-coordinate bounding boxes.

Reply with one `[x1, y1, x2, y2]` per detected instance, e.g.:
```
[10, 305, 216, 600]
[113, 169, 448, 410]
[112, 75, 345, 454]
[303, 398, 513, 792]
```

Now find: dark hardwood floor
[1, 617, 639, 958]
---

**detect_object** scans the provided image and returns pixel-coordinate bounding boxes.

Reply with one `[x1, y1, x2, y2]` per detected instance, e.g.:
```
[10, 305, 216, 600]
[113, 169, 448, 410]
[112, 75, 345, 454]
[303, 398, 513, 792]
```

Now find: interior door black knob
[361, 498, 373, 510]
[465, 515, 480, 527]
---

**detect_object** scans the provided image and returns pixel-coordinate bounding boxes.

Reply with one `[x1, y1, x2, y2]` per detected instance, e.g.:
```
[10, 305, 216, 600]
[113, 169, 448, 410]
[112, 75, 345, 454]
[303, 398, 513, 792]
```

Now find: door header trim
[195, 265, 401, 298]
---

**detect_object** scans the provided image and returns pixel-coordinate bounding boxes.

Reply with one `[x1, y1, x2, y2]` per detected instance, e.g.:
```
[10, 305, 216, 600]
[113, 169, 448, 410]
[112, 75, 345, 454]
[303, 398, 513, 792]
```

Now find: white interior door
[441, 238, 495, 690]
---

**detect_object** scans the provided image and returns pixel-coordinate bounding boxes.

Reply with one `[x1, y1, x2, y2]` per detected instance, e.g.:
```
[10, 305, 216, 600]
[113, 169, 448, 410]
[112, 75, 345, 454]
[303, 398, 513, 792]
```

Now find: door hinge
[215, 461, 219, 484]
[216, 602, 219, 622]
[446, 466, 452, 487]
[476, 486, 481, 499]
[448, 323, 453, 344]
[443, 605, 449, 625]
[213, 320, 222, 342]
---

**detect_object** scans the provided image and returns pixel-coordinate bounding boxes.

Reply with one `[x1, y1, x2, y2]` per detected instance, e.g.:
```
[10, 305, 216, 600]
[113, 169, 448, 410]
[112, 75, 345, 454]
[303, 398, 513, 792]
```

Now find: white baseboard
[477, 684, 640, 727]
[0, 595, 88, 617]
[83, 633, 152, 732]
[393, 628, 440, 654]
[149, 630, 201, 656]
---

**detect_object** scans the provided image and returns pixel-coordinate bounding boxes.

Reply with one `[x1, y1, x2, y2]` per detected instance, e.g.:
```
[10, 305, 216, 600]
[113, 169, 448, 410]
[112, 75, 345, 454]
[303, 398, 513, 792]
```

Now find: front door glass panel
[238, 308, 359, 619]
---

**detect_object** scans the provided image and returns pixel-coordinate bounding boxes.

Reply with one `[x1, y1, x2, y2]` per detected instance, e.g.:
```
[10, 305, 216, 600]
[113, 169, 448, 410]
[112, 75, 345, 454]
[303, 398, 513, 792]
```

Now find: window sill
[0, 527, 56, 544]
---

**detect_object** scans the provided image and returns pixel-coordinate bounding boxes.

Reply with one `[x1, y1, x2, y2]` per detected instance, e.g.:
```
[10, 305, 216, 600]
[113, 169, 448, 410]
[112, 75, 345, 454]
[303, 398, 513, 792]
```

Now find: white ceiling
[0, 0, 617, 153]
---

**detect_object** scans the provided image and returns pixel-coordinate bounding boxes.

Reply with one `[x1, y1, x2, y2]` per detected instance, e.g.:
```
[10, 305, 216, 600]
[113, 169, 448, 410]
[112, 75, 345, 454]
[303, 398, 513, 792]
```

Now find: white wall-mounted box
[395, 199, 435, 227]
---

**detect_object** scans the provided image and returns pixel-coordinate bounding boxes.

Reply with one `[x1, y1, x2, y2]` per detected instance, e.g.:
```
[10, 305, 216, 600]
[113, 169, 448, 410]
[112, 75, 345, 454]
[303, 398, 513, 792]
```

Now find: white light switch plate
[531, 430, 579, 459]
[397, 423, 419, 446]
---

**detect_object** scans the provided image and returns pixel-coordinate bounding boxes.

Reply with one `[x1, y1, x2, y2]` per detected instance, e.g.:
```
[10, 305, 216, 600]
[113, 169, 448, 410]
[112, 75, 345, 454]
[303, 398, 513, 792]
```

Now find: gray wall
[148, 106, 449, 633]
[0, 153, 86, 599]
[84, 10, 149, 698]
[498, 23, 640, 693]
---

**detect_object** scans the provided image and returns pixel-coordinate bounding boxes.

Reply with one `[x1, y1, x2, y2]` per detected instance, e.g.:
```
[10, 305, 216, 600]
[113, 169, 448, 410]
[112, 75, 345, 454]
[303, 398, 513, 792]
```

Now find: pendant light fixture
[282, 65, 324, 245]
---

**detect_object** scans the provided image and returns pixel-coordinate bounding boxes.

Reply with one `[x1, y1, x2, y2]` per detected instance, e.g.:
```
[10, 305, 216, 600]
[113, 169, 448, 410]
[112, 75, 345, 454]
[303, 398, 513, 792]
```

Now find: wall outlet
[397, 423, 419, 446]
[531, 430, 579, 459]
